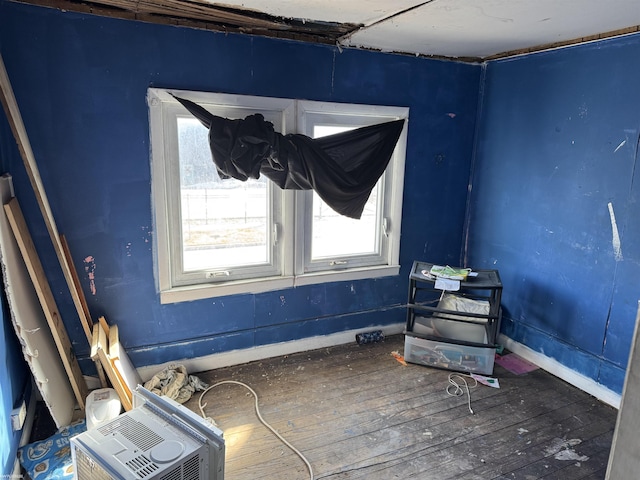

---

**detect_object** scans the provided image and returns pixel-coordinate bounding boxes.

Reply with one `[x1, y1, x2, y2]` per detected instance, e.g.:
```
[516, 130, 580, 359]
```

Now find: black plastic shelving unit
[404, 261, 503, 374]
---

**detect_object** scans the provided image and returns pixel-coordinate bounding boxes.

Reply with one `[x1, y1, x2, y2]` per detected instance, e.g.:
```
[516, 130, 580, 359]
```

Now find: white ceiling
[212, 0, 640, 60]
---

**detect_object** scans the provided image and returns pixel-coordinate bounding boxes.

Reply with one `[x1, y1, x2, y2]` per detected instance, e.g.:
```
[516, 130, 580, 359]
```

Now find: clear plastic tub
[404, 334, 495, 375]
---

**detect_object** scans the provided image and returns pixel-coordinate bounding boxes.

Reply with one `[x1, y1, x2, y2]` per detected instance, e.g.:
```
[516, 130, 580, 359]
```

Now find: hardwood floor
[183, 334, 618, 480]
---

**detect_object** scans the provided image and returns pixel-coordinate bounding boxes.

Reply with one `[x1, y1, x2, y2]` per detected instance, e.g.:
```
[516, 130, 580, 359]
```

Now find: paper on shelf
[435, 277, 460, 291]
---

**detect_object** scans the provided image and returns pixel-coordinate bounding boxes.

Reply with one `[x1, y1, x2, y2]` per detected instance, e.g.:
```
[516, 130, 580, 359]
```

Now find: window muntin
[149, 89, 408, 302]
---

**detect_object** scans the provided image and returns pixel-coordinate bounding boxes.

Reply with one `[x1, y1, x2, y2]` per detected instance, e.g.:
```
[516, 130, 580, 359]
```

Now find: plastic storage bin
[404, 334, 495, 375]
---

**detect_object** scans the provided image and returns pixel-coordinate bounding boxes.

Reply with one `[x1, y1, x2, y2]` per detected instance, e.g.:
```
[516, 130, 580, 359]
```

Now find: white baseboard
[137, 323, 406, 382]
[100, 328, 622, 410]
[499, 334, 621, 409]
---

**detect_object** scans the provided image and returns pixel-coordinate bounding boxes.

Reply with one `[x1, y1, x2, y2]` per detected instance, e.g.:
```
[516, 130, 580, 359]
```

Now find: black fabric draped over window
[174, 96, 406, 219]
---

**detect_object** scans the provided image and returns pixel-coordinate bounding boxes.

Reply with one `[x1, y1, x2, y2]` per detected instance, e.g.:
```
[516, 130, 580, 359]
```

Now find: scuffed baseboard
[499, 334, 621, 409]
[103, 327, 622, 410]
[137, 323, 406, 382]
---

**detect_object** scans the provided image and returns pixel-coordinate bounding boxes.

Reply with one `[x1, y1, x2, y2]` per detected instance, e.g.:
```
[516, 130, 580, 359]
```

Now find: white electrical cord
[198, 380, 314, 480]
[446, 373, 478, 415]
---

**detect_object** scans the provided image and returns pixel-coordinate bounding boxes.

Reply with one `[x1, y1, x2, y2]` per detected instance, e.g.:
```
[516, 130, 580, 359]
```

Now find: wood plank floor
[183, 334, 618, 480]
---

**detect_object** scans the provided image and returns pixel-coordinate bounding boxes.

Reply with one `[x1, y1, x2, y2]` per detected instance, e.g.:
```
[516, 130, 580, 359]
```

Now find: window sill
[159, 265, 400, 304]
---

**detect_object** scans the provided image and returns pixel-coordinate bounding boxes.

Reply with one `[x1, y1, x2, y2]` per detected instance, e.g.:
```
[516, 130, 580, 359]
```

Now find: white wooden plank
[606, 301, 640, 479]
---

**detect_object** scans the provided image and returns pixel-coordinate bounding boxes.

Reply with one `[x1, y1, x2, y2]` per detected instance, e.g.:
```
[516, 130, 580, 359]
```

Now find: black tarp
[174, 96, 405, 219]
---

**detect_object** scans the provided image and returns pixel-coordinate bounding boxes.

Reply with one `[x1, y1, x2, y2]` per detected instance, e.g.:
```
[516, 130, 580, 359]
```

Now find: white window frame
[148, 88, 408, 303]
[294, 100, 407, 282]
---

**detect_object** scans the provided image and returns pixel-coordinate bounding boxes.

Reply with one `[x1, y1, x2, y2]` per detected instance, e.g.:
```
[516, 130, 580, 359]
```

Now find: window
[148, 89, 408, 303]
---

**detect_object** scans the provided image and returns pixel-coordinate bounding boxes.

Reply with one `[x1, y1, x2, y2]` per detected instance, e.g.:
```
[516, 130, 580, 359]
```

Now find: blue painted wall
[0, 0, 480, 377]
[468, 35, 640, 394]
[0, 301, 28, 476]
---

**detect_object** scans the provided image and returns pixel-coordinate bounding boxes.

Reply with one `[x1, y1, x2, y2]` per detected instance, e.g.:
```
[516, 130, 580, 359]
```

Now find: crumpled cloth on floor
[144, 363, 208, 403]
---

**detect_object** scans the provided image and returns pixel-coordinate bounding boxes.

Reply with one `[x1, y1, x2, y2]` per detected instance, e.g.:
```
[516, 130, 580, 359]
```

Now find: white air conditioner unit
[71, 386, 225, 480]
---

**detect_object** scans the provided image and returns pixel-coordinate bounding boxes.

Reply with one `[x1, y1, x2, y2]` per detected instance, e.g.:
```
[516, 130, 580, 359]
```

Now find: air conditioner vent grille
[155, 454, 201, 480]
[75, 449, 113, 480]
[160, 464, 181, 480]
[98, 415, 164, 451]
[126, 454, 160, 477]
[183, 454, 200, 480]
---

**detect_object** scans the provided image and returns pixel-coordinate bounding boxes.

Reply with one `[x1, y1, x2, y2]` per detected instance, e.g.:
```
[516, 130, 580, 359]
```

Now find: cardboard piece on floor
[91, 323, 133, 411]
[4, 196, 88, 411]
[495, 352, 539, 375]
[108, 322, 142, 397]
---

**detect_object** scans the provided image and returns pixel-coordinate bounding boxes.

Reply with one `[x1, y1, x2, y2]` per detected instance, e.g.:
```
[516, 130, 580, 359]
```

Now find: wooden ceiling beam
[11, 0, 360, 44]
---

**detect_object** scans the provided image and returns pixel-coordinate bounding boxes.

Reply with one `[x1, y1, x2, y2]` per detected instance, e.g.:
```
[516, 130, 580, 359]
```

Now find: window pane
[311, 125, 380, 260]
[177, 117, 269, 272]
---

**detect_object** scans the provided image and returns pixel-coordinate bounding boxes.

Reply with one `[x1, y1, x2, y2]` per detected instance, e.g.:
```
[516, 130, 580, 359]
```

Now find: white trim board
[137, 323, 406, 382]
[499, 334, 621, 409]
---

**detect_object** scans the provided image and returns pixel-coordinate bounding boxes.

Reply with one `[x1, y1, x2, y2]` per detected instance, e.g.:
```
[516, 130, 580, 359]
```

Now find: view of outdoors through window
[177, 117, 269, 272]
[176, 117, 381, 274]
[310, 125, 380, 260]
